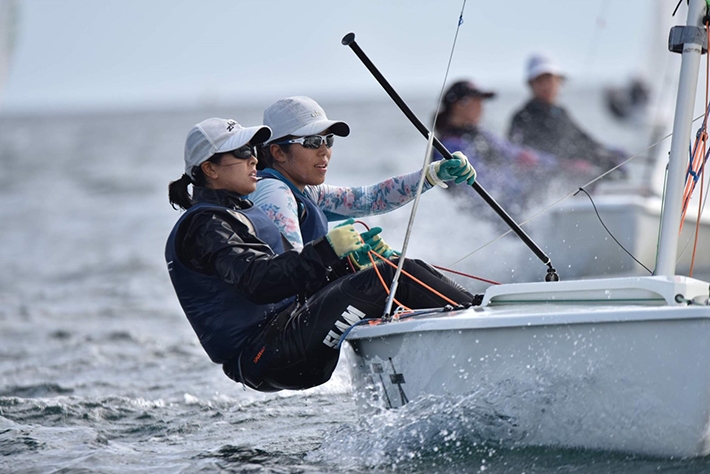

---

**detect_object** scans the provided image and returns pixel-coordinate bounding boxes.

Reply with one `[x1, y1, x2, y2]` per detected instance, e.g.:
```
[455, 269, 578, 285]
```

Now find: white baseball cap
[263, 96, 350, 144]
[526, 53, 565, 82]
[184, 118, 271, 178]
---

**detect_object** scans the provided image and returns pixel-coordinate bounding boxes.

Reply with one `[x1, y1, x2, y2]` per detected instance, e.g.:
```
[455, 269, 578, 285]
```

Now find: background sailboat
[537, 0, 710, 280]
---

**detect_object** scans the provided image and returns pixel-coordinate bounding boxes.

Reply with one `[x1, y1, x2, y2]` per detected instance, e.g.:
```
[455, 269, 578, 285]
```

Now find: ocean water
[2, 89, 710, 473]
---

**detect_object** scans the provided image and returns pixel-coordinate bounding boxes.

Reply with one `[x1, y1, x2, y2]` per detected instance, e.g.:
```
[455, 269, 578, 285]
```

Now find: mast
[655, 0, 707, 276]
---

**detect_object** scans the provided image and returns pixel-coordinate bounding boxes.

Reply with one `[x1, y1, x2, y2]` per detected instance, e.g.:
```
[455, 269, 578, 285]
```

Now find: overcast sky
[0, 0, 685, 112]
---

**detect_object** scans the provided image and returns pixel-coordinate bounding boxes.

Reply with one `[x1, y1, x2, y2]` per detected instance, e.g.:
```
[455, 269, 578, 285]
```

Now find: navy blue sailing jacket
[165, 187, 338, 364]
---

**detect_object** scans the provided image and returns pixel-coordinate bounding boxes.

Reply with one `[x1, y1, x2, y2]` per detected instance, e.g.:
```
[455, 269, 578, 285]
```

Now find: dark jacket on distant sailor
[508, 98, 625, 172]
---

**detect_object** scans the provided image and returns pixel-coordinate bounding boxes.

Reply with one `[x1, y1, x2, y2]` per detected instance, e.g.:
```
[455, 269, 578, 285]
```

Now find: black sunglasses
[230, 144, 257, 159]
[273, 134, 335, 149]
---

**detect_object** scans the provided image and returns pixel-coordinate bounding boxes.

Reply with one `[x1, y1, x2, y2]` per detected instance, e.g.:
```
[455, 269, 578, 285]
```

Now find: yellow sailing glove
[326, 219, 369, 258]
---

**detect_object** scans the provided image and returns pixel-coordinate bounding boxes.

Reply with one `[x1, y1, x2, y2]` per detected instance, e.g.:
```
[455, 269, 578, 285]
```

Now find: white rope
[382, 0, 468, 319]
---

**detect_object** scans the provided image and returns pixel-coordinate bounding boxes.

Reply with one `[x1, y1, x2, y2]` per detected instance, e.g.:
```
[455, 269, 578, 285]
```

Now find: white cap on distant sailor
[526, 53, 565, 82]
[184, 118, 271, 178]
[263, 96, 350, 144]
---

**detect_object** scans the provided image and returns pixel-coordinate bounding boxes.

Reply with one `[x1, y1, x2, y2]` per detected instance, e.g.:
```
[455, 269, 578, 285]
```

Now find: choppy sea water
[2, 91, 710, 473]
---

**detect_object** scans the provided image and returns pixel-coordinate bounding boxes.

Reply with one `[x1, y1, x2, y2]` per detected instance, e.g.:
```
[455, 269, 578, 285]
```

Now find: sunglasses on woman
[230, 144, 257, 159]
[273, 134, 335, 149]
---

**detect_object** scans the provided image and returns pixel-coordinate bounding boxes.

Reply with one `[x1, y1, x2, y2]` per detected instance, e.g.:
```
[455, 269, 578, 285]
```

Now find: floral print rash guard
[248, 169, 434, 250]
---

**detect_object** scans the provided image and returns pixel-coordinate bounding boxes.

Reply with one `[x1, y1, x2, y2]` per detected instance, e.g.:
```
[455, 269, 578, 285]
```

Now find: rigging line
[676, 151, 710, 268]
[689, 164, 706, 275]
[680, 130, 709, 227]
[576, 187, 653, 274]
[446, 136, 668, 267]
[689, 167, 704, 275]
[690, 40, 710, 272]
[373, 253, 462, 307]
[642, 34, 676, 185]
[672, 0, 683, 17]
[676, 154, 710, 264]
[584, 0, 612, 71]
[680, 95, 710, 220]
[446, 113, 709, 268]
[382, 0, 468, 319]
[352, 219, 498, 285]
[680, 99, 710, 226]
[432, 264, 501, 285]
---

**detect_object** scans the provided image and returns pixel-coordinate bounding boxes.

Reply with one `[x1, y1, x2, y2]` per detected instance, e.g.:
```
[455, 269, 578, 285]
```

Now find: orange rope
[352, 220, 498, 284]
[679, 130, 706, 229]
[432, 265, 501, 285]
[688, 28, 710, 276]
[681, 21, 710, 230]
[348, 221, 410, 311]
[684, 20, 710, 274]
[357, 251, 411, 312]
[690, 168, 704, 276]
[368, 252, 461, 307]
[679, 132, 704, 223]
[350, 219, 495, 310]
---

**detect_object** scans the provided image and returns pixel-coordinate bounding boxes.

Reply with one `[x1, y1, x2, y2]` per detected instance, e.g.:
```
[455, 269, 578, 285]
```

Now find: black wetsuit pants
[227, 258, 475, 392]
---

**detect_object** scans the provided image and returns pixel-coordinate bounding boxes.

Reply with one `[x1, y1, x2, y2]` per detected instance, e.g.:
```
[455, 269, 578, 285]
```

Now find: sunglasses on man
[272, 134, 335, 149]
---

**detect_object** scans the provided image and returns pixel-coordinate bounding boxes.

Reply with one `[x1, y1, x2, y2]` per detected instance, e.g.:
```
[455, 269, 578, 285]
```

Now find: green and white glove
[346, 227, 386, 269]
[350, 227, 401, 270]
[326, 219, 369, 259]
[360, 227, 398, 259]
[426, 151, 477, 187]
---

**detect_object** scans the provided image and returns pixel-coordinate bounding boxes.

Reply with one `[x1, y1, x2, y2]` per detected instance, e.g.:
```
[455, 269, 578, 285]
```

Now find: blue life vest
[165, 202, 290, 364]
[258, 168, 329, 244]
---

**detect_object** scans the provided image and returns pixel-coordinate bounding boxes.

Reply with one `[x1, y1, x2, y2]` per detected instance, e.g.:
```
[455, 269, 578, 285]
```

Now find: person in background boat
[165, 117, 476, 393]
[605, 77, 650, 122]
[508, 53, 627, 176]
[249, 95, 476, 250]
[433, 80, 563, 217]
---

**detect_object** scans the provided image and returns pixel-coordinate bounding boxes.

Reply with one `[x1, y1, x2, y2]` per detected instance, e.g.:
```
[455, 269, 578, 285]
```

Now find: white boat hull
[346, 277, 710, 457]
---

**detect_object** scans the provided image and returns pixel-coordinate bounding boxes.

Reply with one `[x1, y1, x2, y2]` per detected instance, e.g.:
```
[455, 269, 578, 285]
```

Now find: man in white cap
[508, 53, 626, 175]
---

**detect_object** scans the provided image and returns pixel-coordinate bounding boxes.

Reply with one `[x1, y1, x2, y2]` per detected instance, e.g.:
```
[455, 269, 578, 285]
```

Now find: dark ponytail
[168, 154, 226, 210]
[168, 174, 194, 210]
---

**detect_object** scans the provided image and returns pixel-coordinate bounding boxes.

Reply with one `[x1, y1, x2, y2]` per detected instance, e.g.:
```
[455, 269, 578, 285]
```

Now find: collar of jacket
[192, 187, 253, 210]
[259, 168, 309, 200]
[526, 98, 563, 113]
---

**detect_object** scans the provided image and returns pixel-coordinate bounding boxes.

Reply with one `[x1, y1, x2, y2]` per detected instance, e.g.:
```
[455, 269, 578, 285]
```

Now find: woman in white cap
[249, 95, 476, 251]
[165, 117, 476, 392]
[508, 53, 626, 175]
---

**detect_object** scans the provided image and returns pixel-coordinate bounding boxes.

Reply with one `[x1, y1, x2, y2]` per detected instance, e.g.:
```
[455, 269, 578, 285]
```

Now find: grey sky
[0, 0, 680, 112]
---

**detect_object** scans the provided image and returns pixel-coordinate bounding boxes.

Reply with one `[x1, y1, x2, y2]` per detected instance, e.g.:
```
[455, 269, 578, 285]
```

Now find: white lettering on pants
[322, 305, 366, 348]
